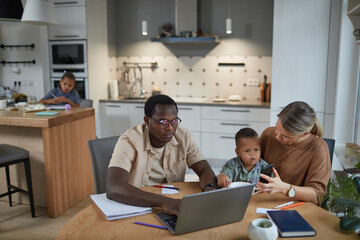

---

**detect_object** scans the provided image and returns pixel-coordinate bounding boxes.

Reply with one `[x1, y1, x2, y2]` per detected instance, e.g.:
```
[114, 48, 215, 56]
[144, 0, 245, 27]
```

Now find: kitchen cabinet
[99, 101, 270, 171]
[128, 103, 145, 128]
[201, 106, 270, 166]
[48, 0, 86, 40]
[348, 0, 360, 43]
[177, 105, 201, 148]
[271, 0, 331, 126]
[99, 102, 129, 138]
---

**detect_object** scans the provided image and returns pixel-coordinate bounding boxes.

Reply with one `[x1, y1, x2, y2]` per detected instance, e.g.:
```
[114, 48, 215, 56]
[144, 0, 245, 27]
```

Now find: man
[106, 95, 218, 215]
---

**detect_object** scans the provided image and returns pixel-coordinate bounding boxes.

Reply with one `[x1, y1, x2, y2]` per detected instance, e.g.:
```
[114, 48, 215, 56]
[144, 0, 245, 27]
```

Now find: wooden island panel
[0, 108, 96, 217]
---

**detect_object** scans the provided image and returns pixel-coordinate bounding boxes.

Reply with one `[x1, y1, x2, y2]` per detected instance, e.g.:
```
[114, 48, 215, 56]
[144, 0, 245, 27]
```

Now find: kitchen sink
[124, 97, 147, 100]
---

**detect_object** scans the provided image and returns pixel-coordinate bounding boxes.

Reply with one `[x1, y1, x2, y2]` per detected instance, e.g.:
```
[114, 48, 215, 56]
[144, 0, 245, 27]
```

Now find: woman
[258, 101, 331, 205]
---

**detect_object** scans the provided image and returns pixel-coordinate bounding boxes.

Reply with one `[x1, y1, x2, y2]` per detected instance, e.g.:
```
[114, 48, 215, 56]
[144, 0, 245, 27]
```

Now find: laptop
[156, 183, 255, 235]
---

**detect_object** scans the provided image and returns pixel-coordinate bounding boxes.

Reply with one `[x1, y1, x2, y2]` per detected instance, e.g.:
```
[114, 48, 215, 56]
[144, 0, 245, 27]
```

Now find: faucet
[129, 64, 147, 98]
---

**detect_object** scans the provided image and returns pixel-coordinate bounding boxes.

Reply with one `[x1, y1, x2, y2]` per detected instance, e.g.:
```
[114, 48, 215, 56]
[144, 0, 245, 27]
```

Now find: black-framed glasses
[151, 117, 182, 129]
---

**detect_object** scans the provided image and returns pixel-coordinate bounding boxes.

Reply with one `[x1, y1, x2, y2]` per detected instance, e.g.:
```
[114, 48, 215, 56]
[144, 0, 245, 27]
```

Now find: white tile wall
[108, 56, 272, 100]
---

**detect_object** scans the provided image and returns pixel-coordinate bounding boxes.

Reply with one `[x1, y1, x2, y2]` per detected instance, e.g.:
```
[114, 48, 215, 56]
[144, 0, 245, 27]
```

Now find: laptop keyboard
[164, 215, 177, 230]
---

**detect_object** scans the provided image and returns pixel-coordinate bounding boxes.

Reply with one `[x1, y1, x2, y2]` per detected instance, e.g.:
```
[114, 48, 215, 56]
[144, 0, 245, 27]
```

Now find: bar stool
[0, 144, 35, 217]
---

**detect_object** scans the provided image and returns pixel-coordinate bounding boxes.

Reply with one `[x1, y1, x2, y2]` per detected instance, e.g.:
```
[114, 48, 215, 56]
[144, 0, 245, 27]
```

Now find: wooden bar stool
[0, 144, 35, 217]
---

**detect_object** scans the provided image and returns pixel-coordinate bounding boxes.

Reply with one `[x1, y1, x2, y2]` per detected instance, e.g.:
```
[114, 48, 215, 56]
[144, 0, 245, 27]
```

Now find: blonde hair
[277, 101, 323, 137]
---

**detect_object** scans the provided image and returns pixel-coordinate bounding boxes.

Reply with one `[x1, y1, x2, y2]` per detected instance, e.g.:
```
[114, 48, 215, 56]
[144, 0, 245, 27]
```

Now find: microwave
[49, 40, 87, 70]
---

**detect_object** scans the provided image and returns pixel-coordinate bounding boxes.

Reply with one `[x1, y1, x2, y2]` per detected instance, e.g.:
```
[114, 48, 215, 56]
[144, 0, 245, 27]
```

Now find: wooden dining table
[56, 182, 356, 239]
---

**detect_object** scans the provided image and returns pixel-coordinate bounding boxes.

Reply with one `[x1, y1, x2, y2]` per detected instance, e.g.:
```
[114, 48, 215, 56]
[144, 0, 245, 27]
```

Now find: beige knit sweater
[260, 127, 331, 205]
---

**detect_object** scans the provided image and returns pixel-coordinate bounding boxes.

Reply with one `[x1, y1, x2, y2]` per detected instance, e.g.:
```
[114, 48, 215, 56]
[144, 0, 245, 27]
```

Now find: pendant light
[142, 20, 148, 35]
[0, 0, 23, 22]
[226, 0, 232, 34]
[21, 0, 57, 26]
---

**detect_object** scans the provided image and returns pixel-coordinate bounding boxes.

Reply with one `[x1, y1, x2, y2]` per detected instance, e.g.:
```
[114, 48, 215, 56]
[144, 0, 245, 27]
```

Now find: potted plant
[322, 173, 360, 232]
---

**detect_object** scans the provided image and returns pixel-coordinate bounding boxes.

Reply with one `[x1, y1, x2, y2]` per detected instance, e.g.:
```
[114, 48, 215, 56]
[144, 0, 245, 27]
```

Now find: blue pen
[133, 221, 168, 230]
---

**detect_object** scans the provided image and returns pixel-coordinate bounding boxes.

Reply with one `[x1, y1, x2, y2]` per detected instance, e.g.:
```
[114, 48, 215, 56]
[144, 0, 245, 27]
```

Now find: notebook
[156, 183, 255, 235]
[267, 210, 316, 237]
[91, 193, 153, 221]
[35, 111, 58, 116]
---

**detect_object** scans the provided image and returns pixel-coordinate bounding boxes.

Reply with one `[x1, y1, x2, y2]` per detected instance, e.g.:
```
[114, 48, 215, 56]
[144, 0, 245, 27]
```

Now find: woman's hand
[256, 167, 290, 195]
[217, 173, 231, 188]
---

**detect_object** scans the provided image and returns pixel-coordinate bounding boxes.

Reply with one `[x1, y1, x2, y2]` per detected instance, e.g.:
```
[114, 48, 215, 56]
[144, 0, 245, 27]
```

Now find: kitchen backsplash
[108, 56, 272, 100]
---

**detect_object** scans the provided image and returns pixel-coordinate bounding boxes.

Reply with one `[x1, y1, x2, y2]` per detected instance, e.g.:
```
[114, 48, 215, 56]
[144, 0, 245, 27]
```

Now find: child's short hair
[61, 72, 76, 82]
[235, 127, 259, 145]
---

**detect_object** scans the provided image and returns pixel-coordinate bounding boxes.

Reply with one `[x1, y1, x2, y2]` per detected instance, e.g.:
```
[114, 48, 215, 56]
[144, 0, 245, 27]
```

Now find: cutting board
[260, 82, 271, 102]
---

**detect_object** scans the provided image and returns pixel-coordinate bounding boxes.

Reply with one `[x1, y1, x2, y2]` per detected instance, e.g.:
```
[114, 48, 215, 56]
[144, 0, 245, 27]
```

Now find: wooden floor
[0, 197, 92, 240]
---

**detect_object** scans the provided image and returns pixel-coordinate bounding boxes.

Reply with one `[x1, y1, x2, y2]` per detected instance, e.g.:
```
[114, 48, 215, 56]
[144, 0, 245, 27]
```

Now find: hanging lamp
[21, 0, 57, 26]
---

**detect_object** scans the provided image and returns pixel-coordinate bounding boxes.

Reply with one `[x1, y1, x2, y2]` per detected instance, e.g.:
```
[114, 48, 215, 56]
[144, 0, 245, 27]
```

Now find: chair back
[80, 99, 93, 108]
[88, 136, 119, 194]
[323, 138, 335, 166]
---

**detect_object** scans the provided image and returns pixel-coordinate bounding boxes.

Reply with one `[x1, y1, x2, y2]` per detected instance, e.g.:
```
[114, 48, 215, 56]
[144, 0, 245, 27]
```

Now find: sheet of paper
[256, 208, 279, 214]
[161, 185, 179, 194]
[91, 193, 152, 220]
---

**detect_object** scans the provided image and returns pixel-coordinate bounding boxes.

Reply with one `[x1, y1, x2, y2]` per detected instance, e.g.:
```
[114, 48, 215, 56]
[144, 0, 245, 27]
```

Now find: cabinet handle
[220, 109, 250, 112]
[178, 107, 193, 110]
[106, 105, 121, 108]
[220, 123, 250, 126]
[54, 2, 79, 5]
[135, 106, 144, 109]
[220, 136, 234, 139]
[54, 35, 80, 38]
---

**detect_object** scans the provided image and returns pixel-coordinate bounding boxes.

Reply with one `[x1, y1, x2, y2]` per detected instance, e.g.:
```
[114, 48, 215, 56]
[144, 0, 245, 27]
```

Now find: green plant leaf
[340, 216, 360, 230]
[354, 177, 360, 194]
[333, 198, 360, 208]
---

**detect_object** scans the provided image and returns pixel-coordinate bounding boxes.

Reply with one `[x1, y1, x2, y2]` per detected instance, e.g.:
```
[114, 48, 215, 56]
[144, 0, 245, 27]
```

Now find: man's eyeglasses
[151, 117, 182, 129]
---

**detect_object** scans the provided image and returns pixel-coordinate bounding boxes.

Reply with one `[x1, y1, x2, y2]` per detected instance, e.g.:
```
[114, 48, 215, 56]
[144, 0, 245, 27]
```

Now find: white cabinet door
[271, 0, 330, 113]
[202, 132, 236, 161]
[99, 102, 129, 138]
[178, 105, 202, 148]
[128, 103, 145, 128]
[202, 106, 270, 122]
[202, 119, 270, 136]
[48, 4, 86, 40]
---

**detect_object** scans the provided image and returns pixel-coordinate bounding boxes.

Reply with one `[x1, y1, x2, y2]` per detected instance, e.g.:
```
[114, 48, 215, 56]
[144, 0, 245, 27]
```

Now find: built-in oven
[51, 76, 88, 100]
[49, 39, 89, 99]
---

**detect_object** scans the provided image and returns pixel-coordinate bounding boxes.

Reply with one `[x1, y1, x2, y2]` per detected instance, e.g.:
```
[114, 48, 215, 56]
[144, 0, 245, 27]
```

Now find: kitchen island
[0, 108, 96, 217]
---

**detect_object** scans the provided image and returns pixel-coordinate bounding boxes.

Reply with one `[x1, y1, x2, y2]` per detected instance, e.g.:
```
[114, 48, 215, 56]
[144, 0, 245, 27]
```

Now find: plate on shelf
[212, 98, 226, 102]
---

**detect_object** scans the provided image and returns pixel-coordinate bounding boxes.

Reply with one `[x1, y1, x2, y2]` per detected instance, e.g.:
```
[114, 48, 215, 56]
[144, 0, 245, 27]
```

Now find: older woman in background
[258, 101, 331, 205]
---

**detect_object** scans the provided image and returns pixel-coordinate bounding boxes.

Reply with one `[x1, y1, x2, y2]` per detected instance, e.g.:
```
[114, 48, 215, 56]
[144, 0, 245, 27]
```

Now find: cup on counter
[0, 99, 6, 109]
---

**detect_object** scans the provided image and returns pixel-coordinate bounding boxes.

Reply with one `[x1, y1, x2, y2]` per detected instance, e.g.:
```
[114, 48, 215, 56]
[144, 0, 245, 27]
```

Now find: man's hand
[159, 198, 181, 215]
[217, 173, 231, 188]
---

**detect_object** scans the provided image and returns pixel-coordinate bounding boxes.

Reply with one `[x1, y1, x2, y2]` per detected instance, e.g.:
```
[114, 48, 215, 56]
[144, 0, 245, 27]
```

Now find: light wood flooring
[0, 197, 92, 240]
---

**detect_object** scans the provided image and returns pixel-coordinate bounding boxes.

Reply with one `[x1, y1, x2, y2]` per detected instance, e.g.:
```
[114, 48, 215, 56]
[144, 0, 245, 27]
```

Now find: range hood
[0, 0, 23, 22]
[151, 0, 219, 44]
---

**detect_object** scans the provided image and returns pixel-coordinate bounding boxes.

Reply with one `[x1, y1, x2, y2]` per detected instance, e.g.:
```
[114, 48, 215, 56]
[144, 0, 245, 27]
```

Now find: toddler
[217, 127, 270, 187]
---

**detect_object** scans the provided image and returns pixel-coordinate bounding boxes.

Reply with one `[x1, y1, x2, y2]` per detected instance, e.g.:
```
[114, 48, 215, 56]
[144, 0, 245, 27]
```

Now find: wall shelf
[150, 36, 220, 44]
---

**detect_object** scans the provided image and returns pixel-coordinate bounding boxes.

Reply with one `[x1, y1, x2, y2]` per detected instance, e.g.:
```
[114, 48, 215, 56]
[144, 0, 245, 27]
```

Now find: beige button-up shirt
[108, 124, 205, 187]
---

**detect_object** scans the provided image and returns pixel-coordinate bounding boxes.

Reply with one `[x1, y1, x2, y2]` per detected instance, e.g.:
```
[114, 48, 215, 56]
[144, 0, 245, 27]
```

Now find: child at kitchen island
[40, 72, 81, 107]
[217, 127, 270, 187]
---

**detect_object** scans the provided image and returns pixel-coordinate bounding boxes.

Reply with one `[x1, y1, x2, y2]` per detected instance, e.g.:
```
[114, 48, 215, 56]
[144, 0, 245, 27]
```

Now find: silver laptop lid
[173, 183, 255, 235]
